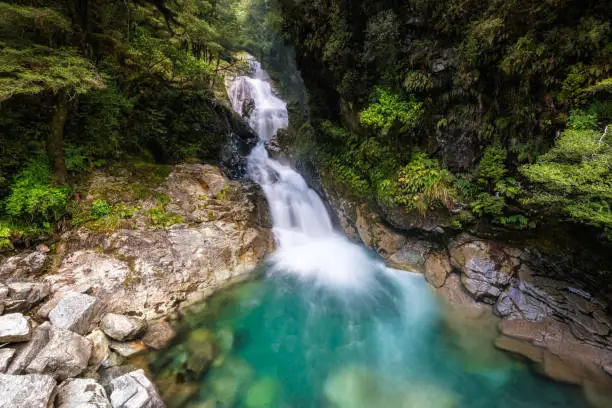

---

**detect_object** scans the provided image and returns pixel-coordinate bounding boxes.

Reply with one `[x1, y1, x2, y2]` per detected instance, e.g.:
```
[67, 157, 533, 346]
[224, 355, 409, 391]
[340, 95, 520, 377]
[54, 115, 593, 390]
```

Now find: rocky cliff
[0, 163, 274, 407]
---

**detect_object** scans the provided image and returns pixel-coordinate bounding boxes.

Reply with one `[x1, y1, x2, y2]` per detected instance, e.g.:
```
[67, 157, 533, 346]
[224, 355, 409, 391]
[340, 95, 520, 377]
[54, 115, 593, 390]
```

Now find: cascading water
[229, 59, 395, 291]
[151, 58, 590, 408]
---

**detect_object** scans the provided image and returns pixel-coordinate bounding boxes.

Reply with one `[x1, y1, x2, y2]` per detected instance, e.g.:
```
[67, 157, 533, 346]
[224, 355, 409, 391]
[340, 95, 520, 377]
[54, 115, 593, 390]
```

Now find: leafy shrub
[91, 199, 112, 218]
[476, 146, 507, 186]
[3, 160, 69, 225]
[147, 206, 183, 228]
[0, 222, 13, 250]
[521, 125, 612, 228]
[384, 152, 455, 214]
[567, 109, 598, 131]
[360, 88, 423, 135]
[470, 192, 505, 217]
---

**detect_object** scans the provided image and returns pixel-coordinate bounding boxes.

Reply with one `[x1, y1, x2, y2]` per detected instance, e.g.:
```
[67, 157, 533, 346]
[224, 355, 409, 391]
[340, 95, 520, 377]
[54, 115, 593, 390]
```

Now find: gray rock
[100, 313, 147, 341]
[49, 292, 104, 335]
[4, 281, 50, 313]
[107, 369, 164, 408]
[86, 329, 110, 371]
[0, 284, 8, 314]
[0, 250, 47, 281]
[6, 322, 51, 375]
[108, 340, 147, 358]
[450, 238, 517, 300]
[0, 313, 30, 342]
[424, 252, 452, 288]
[100, 351, 125, 370]
[142, 322, 175, 350]
[0, 349, 15, 372]
[0, 373, 56, 408]
[26, 327, 92, 381]
[56, 378, 111, 408]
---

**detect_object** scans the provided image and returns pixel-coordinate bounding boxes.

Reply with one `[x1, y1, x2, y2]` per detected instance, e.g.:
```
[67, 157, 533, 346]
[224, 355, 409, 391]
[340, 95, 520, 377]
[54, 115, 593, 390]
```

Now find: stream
[150, 59, 589, 407]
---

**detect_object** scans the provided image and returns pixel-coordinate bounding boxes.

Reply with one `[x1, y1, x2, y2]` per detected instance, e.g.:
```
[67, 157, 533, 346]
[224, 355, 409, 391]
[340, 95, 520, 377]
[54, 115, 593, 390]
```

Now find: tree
[0, 3, 104, 183]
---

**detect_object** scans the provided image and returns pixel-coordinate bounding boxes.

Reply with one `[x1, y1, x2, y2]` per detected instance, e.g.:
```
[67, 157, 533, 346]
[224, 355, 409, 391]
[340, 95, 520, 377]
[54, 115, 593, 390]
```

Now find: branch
[598, 125, 609, 147]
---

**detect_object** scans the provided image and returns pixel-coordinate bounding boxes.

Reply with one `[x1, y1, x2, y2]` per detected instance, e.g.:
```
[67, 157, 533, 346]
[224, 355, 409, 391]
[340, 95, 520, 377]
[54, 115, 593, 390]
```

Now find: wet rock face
[354, 205, 433, 272]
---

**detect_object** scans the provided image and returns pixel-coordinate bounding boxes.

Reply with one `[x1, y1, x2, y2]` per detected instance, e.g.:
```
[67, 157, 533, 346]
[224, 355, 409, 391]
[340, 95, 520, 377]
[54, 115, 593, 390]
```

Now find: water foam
[228, 58, 410, 292]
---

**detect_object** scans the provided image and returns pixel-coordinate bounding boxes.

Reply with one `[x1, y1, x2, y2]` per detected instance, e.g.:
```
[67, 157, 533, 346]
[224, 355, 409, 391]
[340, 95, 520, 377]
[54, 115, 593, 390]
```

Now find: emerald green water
[151, 261, 589, 408]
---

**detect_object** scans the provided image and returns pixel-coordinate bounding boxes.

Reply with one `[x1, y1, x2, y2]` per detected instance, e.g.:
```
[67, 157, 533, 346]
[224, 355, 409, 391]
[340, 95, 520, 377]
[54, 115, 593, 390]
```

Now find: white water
[228, 58, 390, 291]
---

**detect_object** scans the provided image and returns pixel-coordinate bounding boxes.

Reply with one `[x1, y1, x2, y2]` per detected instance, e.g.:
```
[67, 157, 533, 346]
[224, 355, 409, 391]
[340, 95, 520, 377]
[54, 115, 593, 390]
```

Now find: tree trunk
[47, 93, 69, 184]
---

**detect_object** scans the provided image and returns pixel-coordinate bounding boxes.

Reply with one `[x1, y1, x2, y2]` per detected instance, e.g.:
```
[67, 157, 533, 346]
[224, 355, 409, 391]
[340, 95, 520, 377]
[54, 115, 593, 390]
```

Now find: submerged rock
[142, 322, 176, 350]
[245, 377, 280, 408]
[0, 373, 56, 408]
[324, 365, 457, 408]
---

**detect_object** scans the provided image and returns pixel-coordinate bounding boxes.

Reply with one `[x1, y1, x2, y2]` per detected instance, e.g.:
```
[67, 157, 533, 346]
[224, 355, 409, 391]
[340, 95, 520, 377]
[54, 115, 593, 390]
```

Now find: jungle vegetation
[0, 0, 278, 249]
[278, 0, 612, 238]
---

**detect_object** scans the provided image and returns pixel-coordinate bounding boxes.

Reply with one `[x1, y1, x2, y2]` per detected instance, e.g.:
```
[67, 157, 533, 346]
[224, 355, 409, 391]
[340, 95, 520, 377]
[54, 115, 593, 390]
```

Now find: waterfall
[228, 58, 394, 291]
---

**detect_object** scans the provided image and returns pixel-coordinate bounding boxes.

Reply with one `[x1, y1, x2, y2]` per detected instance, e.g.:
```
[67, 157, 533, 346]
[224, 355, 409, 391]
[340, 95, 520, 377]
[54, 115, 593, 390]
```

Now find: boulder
[0, 373, 56, 408]
[424, 252, 452, 288]
[0, 313, 30, 342]
[142, 322, 175, 350]
[449, 236, 517, 300]
[100, 313, 147, 341]
[86, 329, 111, 371]
[3, 281, 50, 313]
[107, 369, 164, 408]
[49, 292, 104, 335]
[6, 322, 51, 375]
[56, 378, 111, 408]
[0, 250, 47, 281]
[0, 349, 15, 373]
[26, 327, 92, 381]
[108, 340, 148, 358]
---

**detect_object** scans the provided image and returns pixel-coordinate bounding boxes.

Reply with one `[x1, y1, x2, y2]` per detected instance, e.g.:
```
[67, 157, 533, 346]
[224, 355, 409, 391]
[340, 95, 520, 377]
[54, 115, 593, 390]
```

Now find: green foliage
[0, 222, 13, 250]
[147, 206, 184, 228]
[476, 146, 507, 186]
[91, 199, 112, 219]
[3, 160, 69, 225]
[567, 109, 599, 131]
[470, 192, 505, 217]
[0, 45, 104, 101]
[521, 125, 612, 228]
[360, 88, 423, 135]
[381, 152, 455, 215]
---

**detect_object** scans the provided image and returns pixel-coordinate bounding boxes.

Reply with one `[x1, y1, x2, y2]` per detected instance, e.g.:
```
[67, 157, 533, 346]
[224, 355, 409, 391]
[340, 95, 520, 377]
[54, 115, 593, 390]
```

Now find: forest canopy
[0, 0, 279, 249]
